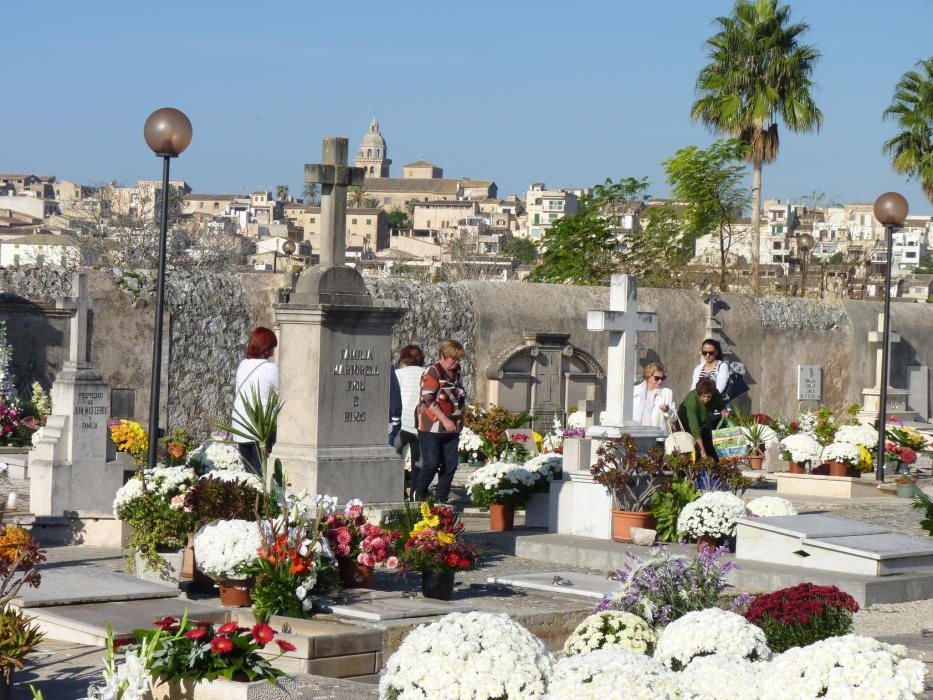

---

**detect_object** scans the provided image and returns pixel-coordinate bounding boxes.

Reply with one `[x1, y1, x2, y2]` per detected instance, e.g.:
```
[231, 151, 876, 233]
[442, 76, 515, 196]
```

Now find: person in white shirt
[633, 362, 676, 434]
[232, 326, 279, 475]
[691, 338, 729, 395]
[394, 344, 425, 499]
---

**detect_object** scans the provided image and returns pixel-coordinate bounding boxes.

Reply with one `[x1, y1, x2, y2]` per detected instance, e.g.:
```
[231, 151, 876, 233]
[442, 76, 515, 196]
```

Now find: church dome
[359, 118, 386, 152]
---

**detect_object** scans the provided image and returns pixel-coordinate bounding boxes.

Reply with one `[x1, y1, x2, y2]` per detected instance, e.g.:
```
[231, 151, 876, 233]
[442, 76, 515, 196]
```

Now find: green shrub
[651, 478, 700, 542]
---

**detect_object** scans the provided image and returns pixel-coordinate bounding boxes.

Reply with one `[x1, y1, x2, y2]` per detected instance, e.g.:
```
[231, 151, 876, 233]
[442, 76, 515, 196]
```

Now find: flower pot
[696, 535, 721, 552]
[421, 570, 455, 600]
[489, 503, 515, 531]
[787, 461, 806, 474]
[149, 675, 300, 700]
[828, 461, 849, 477]
[135, 549, 184, 586]
[218, 579, 252, 607]
[896, 484, 919, 498]
[337, 558, 374, 588]
[748, 455, 764, 470]
[611, 510, 654, 543]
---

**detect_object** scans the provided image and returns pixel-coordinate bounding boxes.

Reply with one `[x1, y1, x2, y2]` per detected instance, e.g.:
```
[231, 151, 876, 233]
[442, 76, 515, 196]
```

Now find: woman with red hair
[232, 326, 279, 474]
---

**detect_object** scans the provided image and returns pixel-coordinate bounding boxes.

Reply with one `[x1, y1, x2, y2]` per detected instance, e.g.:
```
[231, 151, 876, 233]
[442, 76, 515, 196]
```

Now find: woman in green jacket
[677, 377, 730, 462]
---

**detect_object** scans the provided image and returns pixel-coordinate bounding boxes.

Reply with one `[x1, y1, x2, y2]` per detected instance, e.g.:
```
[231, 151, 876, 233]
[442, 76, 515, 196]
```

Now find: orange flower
[166, 442, 186, 459]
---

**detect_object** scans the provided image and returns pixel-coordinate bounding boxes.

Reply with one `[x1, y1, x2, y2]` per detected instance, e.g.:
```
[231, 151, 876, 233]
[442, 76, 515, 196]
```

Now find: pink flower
[900, 448, 917, 465]
[368, 537, 385, 551]
[336, 544, 350, 557]
[170, 494, 186, 510]
[386, 556, 399, 569]
[336, 528, 352, 546]
[360, 553, 375, 567]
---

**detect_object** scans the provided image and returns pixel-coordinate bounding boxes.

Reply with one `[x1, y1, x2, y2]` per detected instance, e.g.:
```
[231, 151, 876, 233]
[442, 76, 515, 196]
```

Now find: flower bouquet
[743, 582, 859, 652]
[524, 452, 563, 493]
[379, 612, 551, 700]
[834, 423, 879, 450]
[457, 425, 484, 464]
[463, 404, 532, 461]
[193, 519, 262, 606]
[562, 611, 657, 656]
[745, 496, 797, 518]
[654, 608, 771, 671]
[109, 418, 149, 466]
[548, 649, 686, 700]
[322, 499, 400, 588]
[676, 491, 747, 547]
[396, 503, 478, 599]
[779, 433, 822, 470]
[887, 424, 929, 452]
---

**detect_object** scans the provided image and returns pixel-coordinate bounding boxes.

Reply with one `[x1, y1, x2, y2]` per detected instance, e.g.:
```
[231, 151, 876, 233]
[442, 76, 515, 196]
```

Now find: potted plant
[676, 491, 747, 550]
[463, 404, 531, 462]
[465, 462, 537, 531]
[108, 418, 150, 467]
[743, 583, 858, 652]
[820, 442, 861, 477]
[894, 475, 919, 499]
[0, 524, 45, 700]
[590, 435, 667, 542]
[193, 519, 262, 607]
[394, 502, 478, 600]
[457, 426, 485, 466]
[778, 433, 822, 473]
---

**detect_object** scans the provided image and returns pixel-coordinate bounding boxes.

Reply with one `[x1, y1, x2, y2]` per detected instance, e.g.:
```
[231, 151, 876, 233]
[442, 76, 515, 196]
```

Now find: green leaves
[883, 57, 933, 202]
[651, 478, 700, 542]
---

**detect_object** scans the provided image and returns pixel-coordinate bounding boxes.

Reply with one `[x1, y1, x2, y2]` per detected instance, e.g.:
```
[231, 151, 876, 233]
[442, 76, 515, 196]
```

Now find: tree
[500, 235, 539, 264]
[664, 139, 750, 292]
[347, 186, 366, 208]
[362, 196, 381, 209]
[620, 203, 693, 288]
[883, 57, 933, 202]
[302, 182, 321, 205]
[275, 184, 289, 201]
[388, 207, 410, 230]
[692, 0, 823, 292]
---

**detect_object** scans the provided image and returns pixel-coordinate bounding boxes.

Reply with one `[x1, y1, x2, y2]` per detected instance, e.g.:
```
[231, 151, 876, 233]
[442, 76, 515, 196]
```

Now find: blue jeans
[415, 431, 460, 502]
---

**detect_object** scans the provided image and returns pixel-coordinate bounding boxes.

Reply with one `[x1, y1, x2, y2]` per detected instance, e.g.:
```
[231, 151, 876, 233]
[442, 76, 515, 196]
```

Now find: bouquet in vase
[323, 499, 400, 567]
[397, 503, 478, 574]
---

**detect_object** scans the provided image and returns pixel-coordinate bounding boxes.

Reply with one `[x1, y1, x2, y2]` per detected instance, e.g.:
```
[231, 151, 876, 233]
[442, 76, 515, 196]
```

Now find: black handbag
[721, 364, 749, 403]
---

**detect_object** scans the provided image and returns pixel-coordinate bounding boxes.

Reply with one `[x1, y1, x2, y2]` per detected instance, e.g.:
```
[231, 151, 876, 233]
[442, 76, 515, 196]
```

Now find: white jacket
[691, 360, 729, 394]
[632, 383, 675, 435]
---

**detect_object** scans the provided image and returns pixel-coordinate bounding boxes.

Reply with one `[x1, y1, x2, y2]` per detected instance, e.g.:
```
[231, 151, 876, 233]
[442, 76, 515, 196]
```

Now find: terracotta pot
[748, 455, 764, 470]
[787, 461, 806, 474]
[338, 558, 374, 588]
[489, 503, 515, 531]
[421, 570, 455, 600]
[218, 579, 252, 607]
[611, 510, 655, 543]
[828, 461, 850, 477]
[696, 535, 720, 552]
[847, 467, 862, 478]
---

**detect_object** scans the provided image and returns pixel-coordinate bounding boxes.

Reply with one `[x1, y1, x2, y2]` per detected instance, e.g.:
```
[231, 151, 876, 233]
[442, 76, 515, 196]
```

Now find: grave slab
[325, 593, 475, 621]
[13, 565, 179, 608]
[487, 571, 618, 599]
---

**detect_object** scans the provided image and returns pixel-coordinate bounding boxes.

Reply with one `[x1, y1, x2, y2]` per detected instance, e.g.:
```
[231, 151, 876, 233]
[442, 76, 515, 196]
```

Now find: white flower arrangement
[745, 496, 797, 518]
[465, 461, 539, 505]
[654, 608, 771, 671]
[546, 649, 690, 700]
[188, 440, 245, 473]
[757, 635, 925, 700]
[200, 469, 262, 489]
[676, 491, 747, 540]
[458, 425, 484, 453]
[379, 612, 552, 700]
[193, 519, 261, 581]
[112, 466, 196, 516]
[524, 452, 563, 482]
[821, 441, 861, 465]
[677, 656, 760, 700]
[834, 423, 879, 449]
[566, 411, 586, 429]
[779, 433, 822, 464]
[562, 611, 657, 657]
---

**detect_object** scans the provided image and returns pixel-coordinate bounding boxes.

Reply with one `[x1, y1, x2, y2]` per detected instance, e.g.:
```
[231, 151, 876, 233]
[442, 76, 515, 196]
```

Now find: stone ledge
[776, 472, 893, 499]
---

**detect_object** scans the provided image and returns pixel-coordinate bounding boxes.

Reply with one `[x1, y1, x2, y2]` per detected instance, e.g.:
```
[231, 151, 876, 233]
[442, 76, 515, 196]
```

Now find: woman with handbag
[677, 378, 729, 462]
[633, 362, 675, 435]
[691, 338, 729, 395]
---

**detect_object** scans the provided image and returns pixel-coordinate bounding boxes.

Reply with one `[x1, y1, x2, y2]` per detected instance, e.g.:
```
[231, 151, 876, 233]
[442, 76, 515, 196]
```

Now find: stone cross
[587, 274, 657, 426]
[868, 312, 900, 389]
[304, 137, 366, 267]
[57, 272, 95, 368]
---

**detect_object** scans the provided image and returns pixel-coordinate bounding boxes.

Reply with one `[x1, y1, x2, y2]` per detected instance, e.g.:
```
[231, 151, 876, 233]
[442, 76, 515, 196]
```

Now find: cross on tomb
[868, 312, 900, 390]
[587, 274, 657, 426]
[57, 272, 95, 368]
[304, 137, 366, 267]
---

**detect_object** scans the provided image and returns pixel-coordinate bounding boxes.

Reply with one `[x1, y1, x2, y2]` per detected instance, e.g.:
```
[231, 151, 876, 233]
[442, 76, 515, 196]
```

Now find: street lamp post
[274, 239, 297, 272]
[797, 233, 814, 298]
[143, 108, 192, 469]
[872, 192, 909, 482]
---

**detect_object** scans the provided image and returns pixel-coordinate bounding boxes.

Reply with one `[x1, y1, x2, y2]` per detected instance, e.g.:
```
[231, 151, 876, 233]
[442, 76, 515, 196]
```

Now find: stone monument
[550, 275, 664, 539]
[859, 313, 914, 423]
[269, 137, 405, 505]
[28, 273, 130, 544]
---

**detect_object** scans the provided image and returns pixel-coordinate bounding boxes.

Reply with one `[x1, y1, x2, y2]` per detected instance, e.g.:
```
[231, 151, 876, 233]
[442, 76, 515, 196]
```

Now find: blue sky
[3, 1, 931, 212]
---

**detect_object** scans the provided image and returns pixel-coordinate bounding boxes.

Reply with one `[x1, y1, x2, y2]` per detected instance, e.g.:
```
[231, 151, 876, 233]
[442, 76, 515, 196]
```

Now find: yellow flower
[436, 531, 455, 545]
[532, 431, 544, 449]
[857, 445, 873, 472]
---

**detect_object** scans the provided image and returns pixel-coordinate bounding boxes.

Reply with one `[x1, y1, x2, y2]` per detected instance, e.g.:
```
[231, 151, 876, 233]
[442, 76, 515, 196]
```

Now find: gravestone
[860, 313, 914, 423]
[269, 138, 405, 504]
[907, 365, 929, 422]
[28, 275, 129, 540]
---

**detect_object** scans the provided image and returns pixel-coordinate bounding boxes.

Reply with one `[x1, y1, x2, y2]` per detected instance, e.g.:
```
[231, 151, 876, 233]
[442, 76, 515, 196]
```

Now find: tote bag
[664, 415, 696, 456]
[711, 419, 747, 459]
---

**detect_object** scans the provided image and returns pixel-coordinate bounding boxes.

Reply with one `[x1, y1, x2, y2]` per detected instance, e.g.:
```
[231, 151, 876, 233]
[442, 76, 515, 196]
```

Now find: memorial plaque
[797, 365, 821, 401]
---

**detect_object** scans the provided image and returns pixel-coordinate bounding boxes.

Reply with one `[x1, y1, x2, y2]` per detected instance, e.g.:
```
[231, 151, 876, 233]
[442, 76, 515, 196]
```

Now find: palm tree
[883, 57, 933, 203]
[302, 183, 321, 205]
[275, 184, 289, 201]
[347, 186, 366, 208]
[692, 0, 823, 292]
[362, 196, 381, 209]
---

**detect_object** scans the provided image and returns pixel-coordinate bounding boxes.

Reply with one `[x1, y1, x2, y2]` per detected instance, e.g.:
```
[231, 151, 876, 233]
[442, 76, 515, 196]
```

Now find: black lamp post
[274, 239, 296, 273]
[872, 192, 909, 481]
[143, 108, 192, 469]
[797, 233, 814, 298]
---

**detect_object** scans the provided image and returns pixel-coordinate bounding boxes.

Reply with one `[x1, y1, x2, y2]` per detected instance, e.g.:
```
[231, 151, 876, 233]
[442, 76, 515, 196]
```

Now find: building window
[773, 241, 782, 250]
[366, 219, 371, 225]
[548, 213, 558, 221]
[533, 214, 540, 225]
[309, 217, 316, 223]
[351, 219, 357, 225]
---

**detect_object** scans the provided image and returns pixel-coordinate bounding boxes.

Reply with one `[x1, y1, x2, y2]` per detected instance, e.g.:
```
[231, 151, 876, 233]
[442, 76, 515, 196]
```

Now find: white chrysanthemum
[458, 426, 484, 452]
[678, 656, 761, 700]
[193, 519, 261, 580]
[200, 469, 262, 489]
[546, 648, 692, 700]
[745, 496, 797, 518]
[834, 424, 879, 450]
[466, 462, 539, 501]
[676, 491, 747, 539]
[821, 441, 861, 465]
[566, 411, 586, 429]
[113, 478, 145, 515]
[524, 453, 563, 479]
[379, 612, 552, 700]
[563, 611, 657, 656]
[188, 440, 245, 472]
[779, 433, 822, 464]
[757, 635, 925, 700]
[654, 608, 771, 671]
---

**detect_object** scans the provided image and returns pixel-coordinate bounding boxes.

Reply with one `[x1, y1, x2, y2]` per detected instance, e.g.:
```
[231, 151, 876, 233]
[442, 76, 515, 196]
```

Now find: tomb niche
[485, 331, 604, 428]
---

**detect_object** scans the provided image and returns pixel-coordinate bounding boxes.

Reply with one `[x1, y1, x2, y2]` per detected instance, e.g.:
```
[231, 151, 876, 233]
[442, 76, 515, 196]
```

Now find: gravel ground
[853, 599, 933, 637]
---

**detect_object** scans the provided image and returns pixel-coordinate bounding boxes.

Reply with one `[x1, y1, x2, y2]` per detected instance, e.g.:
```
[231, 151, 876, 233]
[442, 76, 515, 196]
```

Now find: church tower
[354, 117, 391, 178]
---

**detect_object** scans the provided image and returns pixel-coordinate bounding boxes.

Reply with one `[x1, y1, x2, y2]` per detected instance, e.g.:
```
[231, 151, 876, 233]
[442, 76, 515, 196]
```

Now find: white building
[0, 233, 80, 268]
[522, 183, 579, 240]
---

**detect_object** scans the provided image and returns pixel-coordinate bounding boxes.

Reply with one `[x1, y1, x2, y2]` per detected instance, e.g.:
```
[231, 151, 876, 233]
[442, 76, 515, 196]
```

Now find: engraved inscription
[336, 347, 377, 423]
[74, 390, 106, 432]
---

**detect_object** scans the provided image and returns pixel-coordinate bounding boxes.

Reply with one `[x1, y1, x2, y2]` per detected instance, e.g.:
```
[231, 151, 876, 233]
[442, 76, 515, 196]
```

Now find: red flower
[216, 621, 240, 636]
[192, 620, 214, 628]
[275, 639, 297, 652]
[153, 616, 179, 631]
[112, 638, 132, 651]
[251, 623, 275, 645]
[444, 553, 459, 567]
[210, 636, 234, 654]
[185, 628, 209, 641]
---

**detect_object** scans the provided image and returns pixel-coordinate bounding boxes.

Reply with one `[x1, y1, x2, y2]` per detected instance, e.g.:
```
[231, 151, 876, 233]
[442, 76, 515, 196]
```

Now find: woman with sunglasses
[632, 362, 676, 433]
[691, 338, 729, 395]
